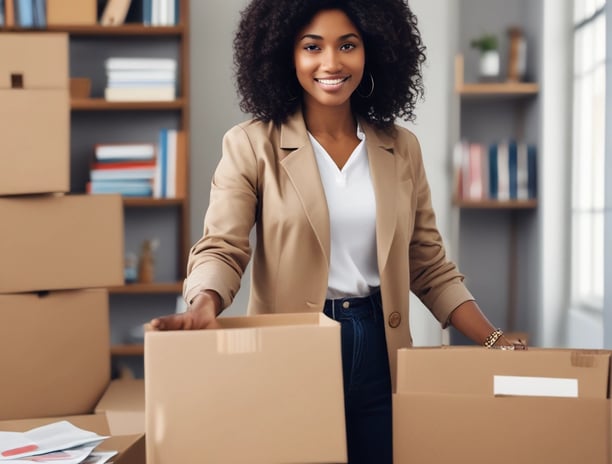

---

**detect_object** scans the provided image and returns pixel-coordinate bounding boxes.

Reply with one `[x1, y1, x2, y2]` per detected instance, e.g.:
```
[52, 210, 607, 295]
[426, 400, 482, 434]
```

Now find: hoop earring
[357, 73, 374, 98]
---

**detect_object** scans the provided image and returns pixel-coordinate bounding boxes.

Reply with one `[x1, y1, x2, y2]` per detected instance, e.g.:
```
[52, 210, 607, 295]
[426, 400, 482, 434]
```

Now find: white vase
[479, 50, 500, 79]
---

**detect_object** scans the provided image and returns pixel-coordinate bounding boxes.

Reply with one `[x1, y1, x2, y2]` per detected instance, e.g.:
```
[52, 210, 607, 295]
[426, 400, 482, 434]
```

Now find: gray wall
[605, 0, 612, 348]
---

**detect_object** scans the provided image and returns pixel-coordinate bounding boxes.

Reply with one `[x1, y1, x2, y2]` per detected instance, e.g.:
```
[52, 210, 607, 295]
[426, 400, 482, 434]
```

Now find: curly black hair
[233, 0, 427, 129]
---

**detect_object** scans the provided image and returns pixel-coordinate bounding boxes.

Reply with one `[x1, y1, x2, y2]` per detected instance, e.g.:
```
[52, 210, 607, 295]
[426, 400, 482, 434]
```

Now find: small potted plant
[470, 33, 500, 80]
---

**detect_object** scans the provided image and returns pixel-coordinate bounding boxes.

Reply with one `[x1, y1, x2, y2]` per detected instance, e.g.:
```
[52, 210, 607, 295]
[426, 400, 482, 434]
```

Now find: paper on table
[0, 421, 107, 461]
[494, 375, 579, 398]
[2, 444, 99, 464]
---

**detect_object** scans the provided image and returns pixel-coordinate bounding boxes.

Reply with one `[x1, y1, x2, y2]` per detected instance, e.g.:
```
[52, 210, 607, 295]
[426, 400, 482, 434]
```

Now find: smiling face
[294, 9, 365, 113]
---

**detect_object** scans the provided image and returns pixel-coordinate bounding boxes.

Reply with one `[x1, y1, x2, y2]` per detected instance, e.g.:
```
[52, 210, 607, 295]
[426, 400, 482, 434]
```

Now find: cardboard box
[145, 313, 347, 464]
[0, 413, 145, 464]
[393, 347, 611, 464]
[0, 289, 111, 420]
[0, 194, 124, 293]
[95, 379, 145, 436]
[47, 0, 97, 25]
[0, 33, 69, 195]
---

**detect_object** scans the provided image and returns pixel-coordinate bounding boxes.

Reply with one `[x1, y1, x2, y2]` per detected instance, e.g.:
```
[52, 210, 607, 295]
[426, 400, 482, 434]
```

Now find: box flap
[216, 311, 336, 329]
[0, 290, 111, 420]
[0, 33, 68, 89]
[95, 379, 145, 435]
[396, 347, 610, 398]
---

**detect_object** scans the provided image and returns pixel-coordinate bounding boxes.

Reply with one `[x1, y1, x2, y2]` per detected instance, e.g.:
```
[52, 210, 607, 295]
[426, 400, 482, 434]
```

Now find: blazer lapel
[362, 123, 397, 274]
[279, 111, 331, 263]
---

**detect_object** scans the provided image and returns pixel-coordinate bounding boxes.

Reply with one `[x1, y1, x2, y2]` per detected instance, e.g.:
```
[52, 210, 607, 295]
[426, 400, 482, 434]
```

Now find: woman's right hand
[149, 290, 221, 330]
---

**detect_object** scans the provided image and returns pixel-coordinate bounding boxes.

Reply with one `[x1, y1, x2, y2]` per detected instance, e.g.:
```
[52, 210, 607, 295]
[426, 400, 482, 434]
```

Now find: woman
[151, 1, 519, 462]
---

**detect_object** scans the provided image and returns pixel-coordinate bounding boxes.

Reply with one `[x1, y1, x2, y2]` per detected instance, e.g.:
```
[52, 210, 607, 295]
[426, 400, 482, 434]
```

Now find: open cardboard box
[393, 346, 611, 464]
[145, 312, 348, 464]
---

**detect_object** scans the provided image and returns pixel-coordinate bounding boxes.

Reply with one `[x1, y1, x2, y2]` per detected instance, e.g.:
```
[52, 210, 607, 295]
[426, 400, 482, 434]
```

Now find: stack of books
[453, 139, 537, 202]
[87, 143, 156, 197]
[104, 57, 177, 102]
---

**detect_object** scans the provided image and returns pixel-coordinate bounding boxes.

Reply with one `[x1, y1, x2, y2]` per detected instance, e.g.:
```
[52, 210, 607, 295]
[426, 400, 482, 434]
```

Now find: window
[571, 0, 606, 311]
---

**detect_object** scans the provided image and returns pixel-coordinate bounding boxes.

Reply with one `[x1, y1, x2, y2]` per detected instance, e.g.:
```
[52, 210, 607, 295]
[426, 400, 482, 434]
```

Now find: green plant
[470, 34, 499, 52]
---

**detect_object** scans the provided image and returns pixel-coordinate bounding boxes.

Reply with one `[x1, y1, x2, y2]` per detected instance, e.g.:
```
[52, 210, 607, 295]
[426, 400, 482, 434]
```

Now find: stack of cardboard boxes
[0, 32, 144, 462]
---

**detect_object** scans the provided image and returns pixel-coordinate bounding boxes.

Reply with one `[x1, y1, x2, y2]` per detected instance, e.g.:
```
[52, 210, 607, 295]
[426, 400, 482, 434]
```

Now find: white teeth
[317, 78, 346, 85]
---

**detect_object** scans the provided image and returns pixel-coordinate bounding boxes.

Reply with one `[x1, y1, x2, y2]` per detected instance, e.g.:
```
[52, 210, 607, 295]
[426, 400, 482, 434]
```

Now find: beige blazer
[184, 109, 473, 387]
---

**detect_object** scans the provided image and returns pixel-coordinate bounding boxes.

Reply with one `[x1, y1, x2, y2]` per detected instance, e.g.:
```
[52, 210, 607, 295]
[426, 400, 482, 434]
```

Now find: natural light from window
[571, 0, 606, 311]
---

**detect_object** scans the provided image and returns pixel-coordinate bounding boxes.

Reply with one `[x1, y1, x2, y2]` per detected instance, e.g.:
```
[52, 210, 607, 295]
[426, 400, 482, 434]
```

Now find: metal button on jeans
[342, 301, 350, 309]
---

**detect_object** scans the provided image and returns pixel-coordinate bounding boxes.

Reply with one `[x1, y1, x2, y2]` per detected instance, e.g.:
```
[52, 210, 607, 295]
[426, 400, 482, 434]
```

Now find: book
[4, 0, 15, 26]
[527, 144, 537, 199]
[100, 0, 132, 26]
[467, 142, 484, 200]
[104, 86, 175, 101]
[95, 143, 155, 161]
[508, 140, 518, 199]
[90, 166, 156, 181]
[516, 142, 529, 200]
[0, 0, 5, 26]
[488, 143, 498, 199]
[496, 140, 510, 201]
[32, 0, 45, 27]
[105, 57, 176, 71]
[15, 0, 33, 27]
[87, 179, 153, 197]
[175, 130, 187, 198]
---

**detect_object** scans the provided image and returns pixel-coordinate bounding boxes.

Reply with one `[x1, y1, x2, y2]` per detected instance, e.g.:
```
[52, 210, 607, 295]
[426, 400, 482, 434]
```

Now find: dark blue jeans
[323, 290, 393, 464]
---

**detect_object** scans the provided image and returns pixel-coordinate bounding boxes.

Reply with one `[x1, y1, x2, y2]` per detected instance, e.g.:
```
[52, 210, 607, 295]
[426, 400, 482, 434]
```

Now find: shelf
[458, 82, 539, 97]
[454, 54, 539, 98]
[108, 282, 183, 294]
[0, 24, 185, 36]
[71, 98, 186, 111]
[111, 344, 144, 356]
[123, 197, 185, 207]
[453, 198, 538, 209]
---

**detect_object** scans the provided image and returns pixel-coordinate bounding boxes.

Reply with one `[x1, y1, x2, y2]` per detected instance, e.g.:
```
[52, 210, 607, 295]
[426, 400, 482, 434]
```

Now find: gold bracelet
[483, 328, 504, 348]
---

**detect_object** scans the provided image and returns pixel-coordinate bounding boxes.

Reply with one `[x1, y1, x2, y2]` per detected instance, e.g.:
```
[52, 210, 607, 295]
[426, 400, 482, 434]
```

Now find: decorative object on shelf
[137, 238, 159, 283]
[470, 33, 500, 81]
[507, 26, 527, 82]
[100, 0, 132, 26]
[69, 77, 91, 99]
[124, 252, 138, 283]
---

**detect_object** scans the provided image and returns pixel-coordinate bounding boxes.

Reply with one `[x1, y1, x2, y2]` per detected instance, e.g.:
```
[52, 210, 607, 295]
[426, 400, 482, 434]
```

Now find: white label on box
[493, 375, 579, 398]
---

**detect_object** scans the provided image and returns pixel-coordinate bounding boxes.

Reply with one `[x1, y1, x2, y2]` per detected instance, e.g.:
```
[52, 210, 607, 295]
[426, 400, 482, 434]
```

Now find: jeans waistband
[323, 289, 381, 320]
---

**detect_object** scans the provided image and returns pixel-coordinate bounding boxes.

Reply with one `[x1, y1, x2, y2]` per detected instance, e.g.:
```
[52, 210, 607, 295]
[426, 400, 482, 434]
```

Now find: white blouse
[308, 125, 380, 299]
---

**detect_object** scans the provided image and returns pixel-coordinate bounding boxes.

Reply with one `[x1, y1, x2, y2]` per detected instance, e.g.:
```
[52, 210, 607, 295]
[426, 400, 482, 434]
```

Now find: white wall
[539, 0, 573, 347]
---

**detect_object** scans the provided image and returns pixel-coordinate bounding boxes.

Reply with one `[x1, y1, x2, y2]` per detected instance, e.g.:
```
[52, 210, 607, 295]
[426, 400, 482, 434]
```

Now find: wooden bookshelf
[111, 344, 144, 356]
[453, 199, 538, 209]
[71, 98, 186, 111]
[0, 25, 184, 36]
[108, 282, 183, 294]
[123, 197, 185, 207]
[454, 54, 539, 97]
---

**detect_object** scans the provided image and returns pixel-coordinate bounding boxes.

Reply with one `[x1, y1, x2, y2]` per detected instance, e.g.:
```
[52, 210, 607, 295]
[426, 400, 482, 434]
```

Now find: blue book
[16, 0, 33, 27]
[143, 0, 152, 25]
[508, 140, 518, 199]
[527, 145, 537, 199]
[32, 0, 45, 27]
[488, 143, 498, 200]
[158, 128, 168, 197]
[0, 0, 5, 27]
[174, 0, 179, 25]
